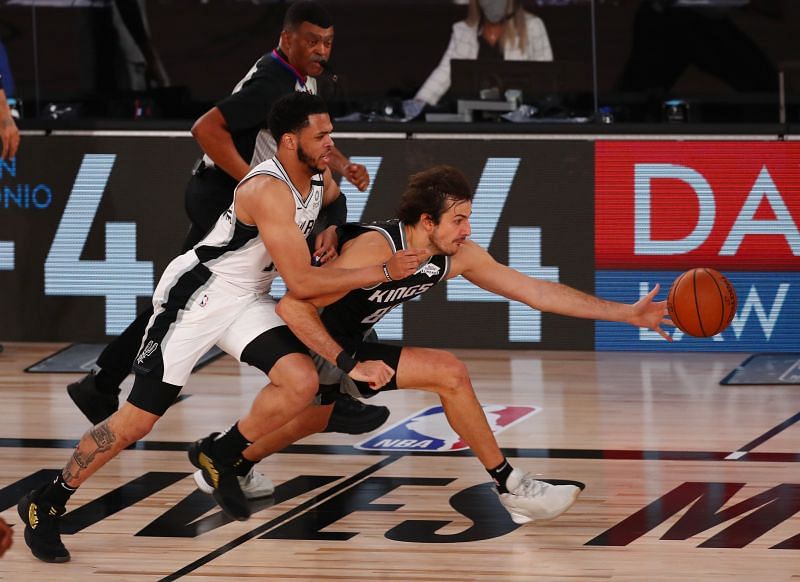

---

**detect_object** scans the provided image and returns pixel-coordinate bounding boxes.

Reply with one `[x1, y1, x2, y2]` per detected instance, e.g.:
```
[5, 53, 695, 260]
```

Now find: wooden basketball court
[1, 342, 798, 580]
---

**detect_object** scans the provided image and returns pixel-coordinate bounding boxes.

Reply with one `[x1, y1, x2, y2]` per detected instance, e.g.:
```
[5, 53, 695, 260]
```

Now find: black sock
[487, 458, 514, 494]
[235, 457, 256, 477]
[212, 422, 253, 464]
[39, 474, 77, 509]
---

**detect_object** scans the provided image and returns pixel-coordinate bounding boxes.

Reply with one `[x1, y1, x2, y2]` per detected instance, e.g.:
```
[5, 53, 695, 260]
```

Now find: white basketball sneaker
[193, 468, 275, 499]
[498, 469, 581, 524]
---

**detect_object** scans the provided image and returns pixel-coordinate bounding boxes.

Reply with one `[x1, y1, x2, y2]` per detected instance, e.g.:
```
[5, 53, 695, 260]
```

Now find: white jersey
[188, 157, 323, 294]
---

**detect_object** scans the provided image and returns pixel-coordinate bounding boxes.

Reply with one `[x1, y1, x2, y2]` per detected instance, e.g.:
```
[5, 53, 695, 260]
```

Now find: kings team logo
[356, 404, 539, 452]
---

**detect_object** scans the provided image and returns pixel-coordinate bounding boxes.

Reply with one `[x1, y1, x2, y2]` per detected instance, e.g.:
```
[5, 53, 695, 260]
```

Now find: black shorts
[316, 342, 402, 402]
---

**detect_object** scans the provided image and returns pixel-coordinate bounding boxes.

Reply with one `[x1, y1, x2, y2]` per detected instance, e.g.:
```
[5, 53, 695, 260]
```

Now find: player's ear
[284, 132, 297, 150]
[280, 30, 293, 50]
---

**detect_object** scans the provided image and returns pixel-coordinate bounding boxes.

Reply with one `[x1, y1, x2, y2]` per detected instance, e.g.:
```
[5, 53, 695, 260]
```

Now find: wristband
[382, 262, 393, 282]
[336, 350, 357, 373]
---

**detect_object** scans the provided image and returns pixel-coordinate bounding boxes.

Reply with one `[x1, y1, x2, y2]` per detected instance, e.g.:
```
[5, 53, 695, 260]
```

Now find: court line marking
[725, 410, 800, 459]
[1, 438, 798, 462]
[159, 454, 403, 581]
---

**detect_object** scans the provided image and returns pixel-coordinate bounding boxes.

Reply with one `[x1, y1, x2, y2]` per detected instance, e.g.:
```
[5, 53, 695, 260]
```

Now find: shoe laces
[514, 474, 549, 498]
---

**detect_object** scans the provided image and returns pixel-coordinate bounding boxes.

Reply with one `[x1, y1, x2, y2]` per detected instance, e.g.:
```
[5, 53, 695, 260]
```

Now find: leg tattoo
[63, 421, 117, 484]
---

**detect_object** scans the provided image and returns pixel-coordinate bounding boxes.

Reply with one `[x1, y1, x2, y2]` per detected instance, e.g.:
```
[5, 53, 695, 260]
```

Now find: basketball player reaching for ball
[15, 93, 427, 564]
[191, 164, 673, 525]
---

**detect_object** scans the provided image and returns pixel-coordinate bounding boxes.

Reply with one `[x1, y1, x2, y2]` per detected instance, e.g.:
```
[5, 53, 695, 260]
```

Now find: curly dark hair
[396, 165, 474, 226]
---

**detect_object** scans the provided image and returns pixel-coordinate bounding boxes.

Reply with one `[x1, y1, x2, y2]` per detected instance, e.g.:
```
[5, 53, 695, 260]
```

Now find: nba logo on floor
[355, 404, 539, 452]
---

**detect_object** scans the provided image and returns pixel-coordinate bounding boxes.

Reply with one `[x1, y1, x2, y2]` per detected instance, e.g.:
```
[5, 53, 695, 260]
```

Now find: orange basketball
[667, 268, 737, 337]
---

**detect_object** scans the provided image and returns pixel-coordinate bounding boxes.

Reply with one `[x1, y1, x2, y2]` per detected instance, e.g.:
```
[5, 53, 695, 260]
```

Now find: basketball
[667, 268, 737, 337]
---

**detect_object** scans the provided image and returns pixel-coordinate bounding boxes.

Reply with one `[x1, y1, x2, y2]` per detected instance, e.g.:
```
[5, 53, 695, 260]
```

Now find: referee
[67, 1, 388, 436]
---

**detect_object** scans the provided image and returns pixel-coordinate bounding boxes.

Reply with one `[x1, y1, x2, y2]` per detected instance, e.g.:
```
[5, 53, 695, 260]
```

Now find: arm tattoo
[62, 421, 117, 484]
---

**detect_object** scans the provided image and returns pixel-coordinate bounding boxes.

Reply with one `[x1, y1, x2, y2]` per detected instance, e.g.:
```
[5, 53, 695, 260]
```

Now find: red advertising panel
[595, 141, 800, 270]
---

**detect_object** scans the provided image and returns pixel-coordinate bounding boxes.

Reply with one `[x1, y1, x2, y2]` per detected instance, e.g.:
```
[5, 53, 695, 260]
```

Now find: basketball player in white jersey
[16, 92, 427, 564]
[193, 165, 672, 525]
[66, 1, 384, 438]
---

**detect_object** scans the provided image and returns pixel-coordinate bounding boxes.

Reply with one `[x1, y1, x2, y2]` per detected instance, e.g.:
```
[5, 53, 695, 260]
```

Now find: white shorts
[133, 260, 287, 387]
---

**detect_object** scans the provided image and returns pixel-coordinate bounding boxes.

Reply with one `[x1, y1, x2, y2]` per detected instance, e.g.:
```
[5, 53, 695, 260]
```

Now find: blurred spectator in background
[0, 40, 16, 101]
[413, 0, 553, 107]
[618, 0, 778, 100]
[7, 0, 170, 117]
[93, 0, 171, 93]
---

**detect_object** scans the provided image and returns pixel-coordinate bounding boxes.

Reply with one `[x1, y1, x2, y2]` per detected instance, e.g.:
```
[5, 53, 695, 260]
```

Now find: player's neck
[277, 153, 314, 195]
[404, 223, 434, 254]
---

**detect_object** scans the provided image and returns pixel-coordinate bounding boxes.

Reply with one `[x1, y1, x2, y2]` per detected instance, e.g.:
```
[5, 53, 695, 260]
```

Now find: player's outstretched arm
[452, 240, 672, 340]
[235, 175, 426, 298]
[629, 284, 673, 341]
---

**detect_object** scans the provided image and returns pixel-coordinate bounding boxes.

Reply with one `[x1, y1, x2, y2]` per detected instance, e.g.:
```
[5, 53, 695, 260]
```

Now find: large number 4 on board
[44, 154, 154, 334]
[446, 157, 559, 343]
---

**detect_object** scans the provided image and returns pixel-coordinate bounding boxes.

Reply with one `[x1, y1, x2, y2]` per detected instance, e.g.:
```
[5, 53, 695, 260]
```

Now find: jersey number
[362, 305, 395, 324]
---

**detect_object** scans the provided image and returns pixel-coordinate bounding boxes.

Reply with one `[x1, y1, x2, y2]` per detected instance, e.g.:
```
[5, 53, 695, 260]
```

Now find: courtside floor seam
[1, 437, 798, 462]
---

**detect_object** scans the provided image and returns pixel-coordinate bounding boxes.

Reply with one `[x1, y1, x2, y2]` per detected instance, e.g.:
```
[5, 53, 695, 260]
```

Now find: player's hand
[313, 225, 339, 265]
[343, 163, 369, 192]
[349, 359, 395, 390]
[386, 248, 430, 280]
[629, 283, 674, 342]
[0, 516, 13, 558]
[0, 112, 20, 161]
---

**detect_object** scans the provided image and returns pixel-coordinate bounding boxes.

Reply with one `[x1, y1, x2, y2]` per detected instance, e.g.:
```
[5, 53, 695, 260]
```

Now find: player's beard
[430, 228, 462, 256]
[297, 143, 325, 174]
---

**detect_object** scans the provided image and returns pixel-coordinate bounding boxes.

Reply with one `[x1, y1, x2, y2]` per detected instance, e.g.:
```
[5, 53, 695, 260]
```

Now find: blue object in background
[0, 41, 15, 96]
[595, 270, 800, 352]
